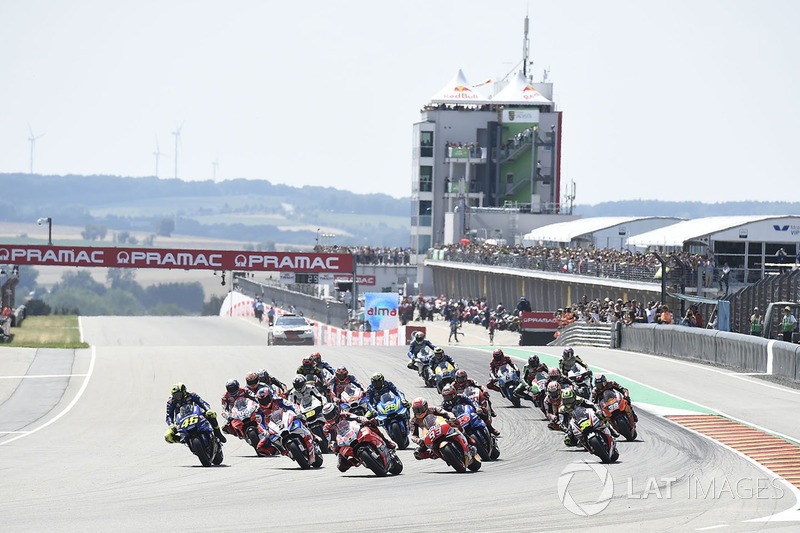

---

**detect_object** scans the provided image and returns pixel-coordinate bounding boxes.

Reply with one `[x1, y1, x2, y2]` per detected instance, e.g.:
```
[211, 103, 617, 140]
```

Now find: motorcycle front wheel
[587, 434, 612, 464]
[357, 446, 388, 477]
[287, 439, 311, 470]
[189, 436, 212, 467]
[440, 441, 467, 473]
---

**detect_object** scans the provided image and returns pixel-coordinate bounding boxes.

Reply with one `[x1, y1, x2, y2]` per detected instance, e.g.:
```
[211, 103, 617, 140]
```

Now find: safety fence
[312, 324, 404, 346]
[726, 269, 800, 335]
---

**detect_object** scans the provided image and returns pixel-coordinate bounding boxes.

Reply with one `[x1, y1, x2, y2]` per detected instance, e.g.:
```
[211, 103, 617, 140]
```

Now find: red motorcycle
[226, 397, 262, 454]
[598, 389, 637, 441]
[329, 418, 403, 477]
[420, 416, 481, 473]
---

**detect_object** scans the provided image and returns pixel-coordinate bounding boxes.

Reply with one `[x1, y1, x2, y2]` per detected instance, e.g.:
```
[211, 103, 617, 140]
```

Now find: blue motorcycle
[451, 402, 500, 461]
[175, 404, 224, 467]
[496, 363, 522, 407]
[373, 391, 410, 449]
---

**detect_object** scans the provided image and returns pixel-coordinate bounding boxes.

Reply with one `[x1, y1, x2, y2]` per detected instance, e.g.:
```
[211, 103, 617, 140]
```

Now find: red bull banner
[520, 311, 558, 331]
[0, 244, 353, 272]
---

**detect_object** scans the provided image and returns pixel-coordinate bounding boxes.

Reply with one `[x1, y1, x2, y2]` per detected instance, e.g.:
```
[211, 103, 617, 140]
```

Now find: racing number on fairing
[180, 415, 199, 428]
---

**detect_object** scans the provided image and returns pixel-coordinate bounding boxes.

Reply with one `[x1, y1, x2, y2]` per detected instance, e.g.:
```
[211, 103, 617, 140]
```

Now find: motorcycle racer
[287, 375, 328, 409]
[220, 378, 256, 437]
[558, 388, 617, 444]
[407, 331, 436, 369]
[558, 347, 587, 376]
[514, 354, 549, 400]
[165, 382, 226, 444]
[487, 349, 519, 392]
[297, 357, 326, 381]
[592, 374, 638, 422]
[409, 397, 475, 462]
[365, 372, 409, 412]
[257, 368, 287, 396]
[244, 371, 263, 395]
[453, 369, 496, 417]
[431, 347, 456, 367]
[255, 387, 305, 455]
[543, 381, 563, 429]
[329, 366, 365, 401]
[309, 351, 335, 377]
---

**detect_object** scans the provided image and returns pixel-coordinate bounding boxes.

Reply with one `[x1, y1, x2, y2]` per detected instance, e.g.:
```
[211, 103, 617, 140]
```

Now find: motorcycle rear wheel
[489, 437, 500, 460]
[357, 446, 388, 477]
[471, 430, 491, 461]
[389, 453, 403, 475]
[287, 439, 311, 469]
[189, 436, 212, 467]
[614, 415, 637, 441]
[245, 426, 260, 451]
[311, 425, 329, 454]
[389, 420, 409, 450]
[212, 445, 224, 465]
[440, 442, 467, 473]
[588, 434, 612, 464]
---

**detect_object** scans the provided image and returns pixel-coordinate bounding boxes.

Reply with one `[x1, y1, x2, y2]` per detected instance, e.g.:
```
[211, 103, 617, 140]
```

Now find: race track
[1, 316, 799, 532]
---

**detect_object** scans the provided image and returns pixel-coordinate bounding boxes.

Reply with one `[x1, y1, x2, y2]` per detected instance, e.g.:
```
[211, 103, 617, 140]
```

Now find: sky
[1, 0, 798, 205]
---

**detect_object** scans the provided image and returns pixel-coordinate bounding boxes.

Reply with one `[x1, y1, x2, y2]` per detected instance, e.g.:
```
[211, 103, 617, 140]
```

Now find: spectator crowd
[314, 245, 411, 266]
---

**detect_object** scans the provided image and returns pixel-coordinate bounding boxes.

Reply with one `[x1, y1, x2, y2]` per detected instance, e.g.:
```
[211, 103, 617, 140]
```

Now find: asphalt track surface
[1, 316, 799, 532]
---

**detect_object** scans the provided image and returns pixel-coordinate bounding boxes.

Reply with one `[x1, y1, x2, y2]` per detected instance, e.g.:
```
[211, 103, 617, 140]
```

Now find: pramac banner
[0, 244, 353, 272]
[364, 292, 399, 331]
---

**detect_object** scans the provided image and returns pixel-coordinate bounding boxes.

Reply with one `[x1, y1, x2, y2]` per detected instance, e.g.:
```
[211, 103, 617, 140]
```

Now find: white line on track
[0, 345, 96, 447]
[696, 525, 728, 531]
[0, 374, 89, 379]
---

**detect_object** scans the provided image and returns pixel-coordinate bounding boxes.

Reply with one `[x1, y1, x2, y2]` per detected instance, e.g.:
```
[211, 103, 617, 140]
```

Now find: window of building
[418, 200, 432, 226]
[420, 132, 433, 157]
[419, 166, 432, 192]
[418, 234, 431, 254]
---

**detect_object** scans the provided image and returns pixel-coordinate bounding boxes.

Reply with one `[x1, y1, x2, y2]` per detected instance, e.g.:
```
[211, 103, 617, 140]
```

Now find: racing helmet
[256, 387, 273, 406]
[292, 375, 306, 392]
[257, 368, 270, 383]
[595, 374, 607, 390]
[547, 381, 561, 399]
[562, 347, 575, 361]
[492, 349, 504, 361]
[171, 383, 187, 402]
[528, 355, 540, 367]
[322, 402, 340, 422]
[245, 371, 259, 389]
[301, 357, 313, 368]
[412, 397, 429, 419]
[370, 372, 385, 390]
[309, 352, 322, 365]
[335, 366, 349, 382]
[548, 368, 560, 380]
[414, 331, 425, 342]
[561, 388, 576, 409]
[441, 384, 457, 403]
[454, 369, 468, 385]
[433, 347, 445, 361]
[225, 378, 239, 395]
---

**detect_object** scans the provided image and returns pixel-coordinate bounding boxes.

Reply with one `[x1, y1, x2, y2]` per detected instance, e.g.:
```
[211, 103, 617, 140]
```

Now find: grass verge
[2, 315, 90, 349]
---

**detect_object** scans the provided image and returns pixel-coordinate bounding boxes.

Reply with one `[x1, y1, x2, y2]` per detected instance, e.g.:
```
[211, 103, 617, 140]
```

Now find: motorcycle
[373, 391, 410, 449]
[411, 347, 436, 388]
[263, 409, 323, 469]
[420, 416, 481, 473]
[463, 385, 491, 421]
[298, 396, 330, 454]
[598, 389, 637, 441]
[451, 403, 499, 461]
[567, 362, 593, 400]
[228, 396, 262, 454]
[433, 360, 456, 394]
[531, 370, 550, 413]
[567, 406, 619, 464]
[305, 373, 330, 398]
[495, 364, 521, 407]
[329, 417, 403, 477]
[338, 383, 368, 417]
[174, 404, 224, 467]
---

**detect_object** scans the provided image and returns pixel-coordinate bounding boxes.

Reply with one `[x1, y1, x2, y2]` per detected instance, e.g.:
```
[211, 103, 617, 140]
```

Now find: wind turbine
[153, 138, 168, 178]
[172, 123, 183, 179]
[28, 125, 45, 174]
[212, 156, 219, 181]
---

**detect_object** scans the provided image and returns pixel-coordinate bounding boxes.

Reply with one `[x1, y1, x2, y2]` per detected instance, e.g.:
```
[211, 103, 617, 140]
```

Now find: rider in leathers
[322, 403, 396, 472]
[287, 375, 328, 409]
[558, 389, 618, 445]
[329, 366, 365, 403]
[255, 387, 305, 455]
[441, 384, 500, 437]
[591, 375, 638, 422]
[487, 349, 519, 392]
[365, 373, 409, 413]
[257, 368, 287, 396]
[452, 369, 496, 417]
[220, 378, 256, 437]
[407, 331, 437, 369]
[165, 383, 226, 443]
[514, 355, 550, 401]
[410, 398, 475, 463]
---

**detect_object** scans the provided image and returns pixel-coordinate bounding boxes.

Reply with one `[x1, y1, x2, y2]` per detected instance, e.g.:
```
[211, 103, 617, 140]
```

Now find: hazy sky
[1, 1, 798, 205]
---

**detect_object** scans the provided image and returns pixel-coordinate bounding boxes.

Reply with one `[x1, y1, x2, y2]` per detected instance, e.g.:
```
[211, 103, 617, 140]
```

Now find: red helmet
[335, 366, 348, 382]
[256, 387, 273, 406]
[455, 369, 468, 384]
[441, 384, 457, 403]
[245, 372, 259, 389]
[548, 368, 561, 380]
[310, 352, 322, 365]
[492, 349, 504, 361]
[412, 397, 429, 418]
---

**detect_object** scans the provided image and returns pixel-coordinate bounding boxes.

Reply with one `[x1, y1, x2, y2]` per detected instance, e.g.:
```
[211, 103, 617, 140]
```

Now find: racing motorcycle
[567, 406, 619, 464]
[433, 360, 456, 393]
[228, 396, 262, 454]
[329, 417, 403, 477]
[174, 404, 224, 467]
[420, 416, 481, 473]
[411, 347, 436, 388]
[567, 362, 593, 400]
[263, 409, 323, 469]
[598, 389, 637, 441]
[464, 385, 491, 421]
[338, 383, 368, 417]
[451, 403, 499, 461]
[495, 363, 521, 407]
[372, 391, 410, 449]
[299, 396, 329, 454]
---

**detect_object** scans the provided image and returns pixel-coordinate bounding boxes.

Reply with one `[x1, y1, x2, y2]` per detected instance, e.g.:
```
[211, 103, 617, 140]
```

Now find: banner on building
[364, 292, 399, 331]
[501, 109, 540, 124]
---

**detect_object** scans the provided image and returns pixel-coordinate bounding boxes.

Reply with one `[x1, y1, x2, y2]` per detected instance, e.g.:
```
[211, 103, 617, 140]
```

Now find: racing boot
[489, 424, 501, 438]
[608, 426, 620, 438]
[205, 411, 227, 443]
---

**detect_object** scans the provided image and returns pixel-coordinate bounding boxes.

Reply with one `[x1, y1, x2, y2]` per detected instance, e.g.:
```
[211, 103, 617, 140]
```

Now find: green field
[2, 316, 90, 349]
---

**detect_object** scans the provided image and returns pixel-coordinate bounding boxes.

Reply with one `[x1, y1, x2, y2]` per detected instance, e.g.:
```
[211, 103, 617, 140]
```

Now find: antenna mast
[522, 14, 530, 80]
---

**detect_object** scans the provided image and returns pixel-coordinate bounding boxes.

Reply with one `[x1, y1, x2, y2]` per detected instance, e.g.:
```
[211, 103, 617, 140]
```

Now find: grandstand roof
[626, 215, 800, 247]
[522, 216, 680, 244]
